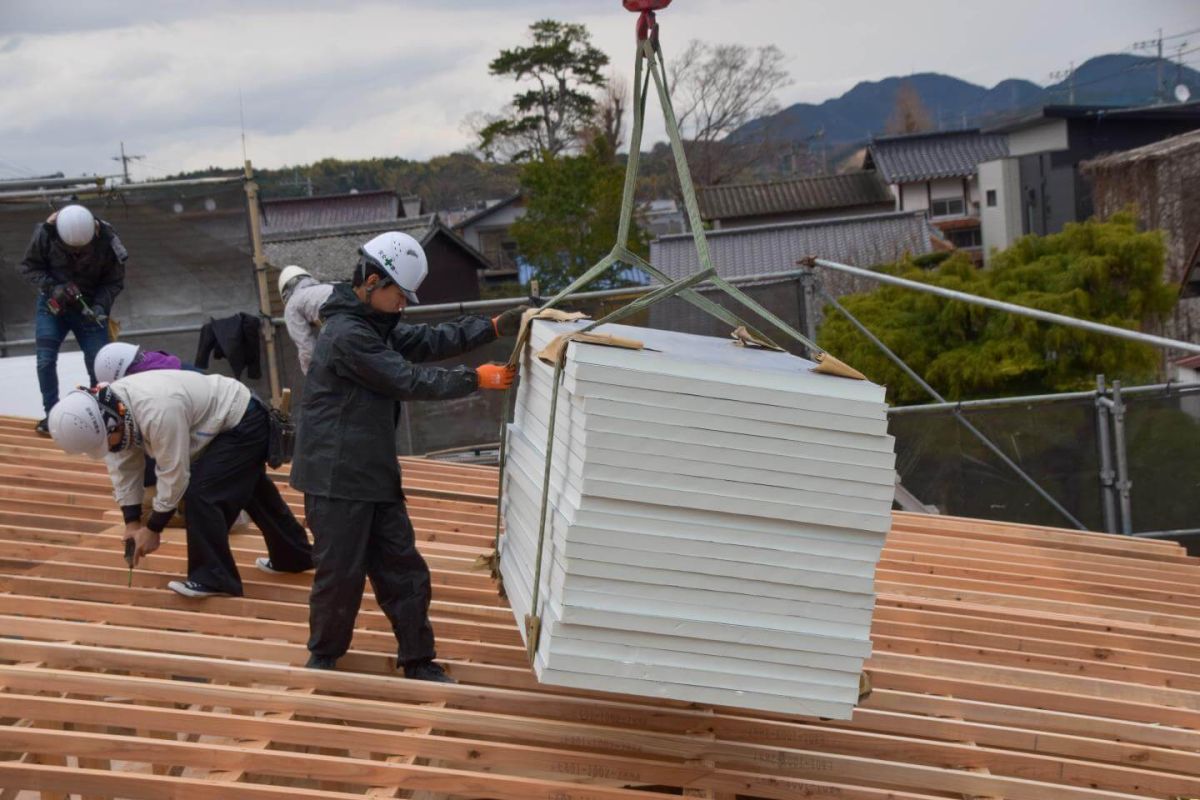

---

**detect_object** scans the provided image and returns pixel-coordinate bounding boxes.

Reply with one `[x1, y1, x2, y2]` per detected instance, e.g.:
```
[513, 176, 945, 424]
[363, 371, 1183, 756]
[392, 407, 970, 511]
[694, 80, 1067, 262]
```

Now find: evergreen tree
[818, 213, 1176, 403]
[509, 138, 647, 293]
[475, 20, 609, 162]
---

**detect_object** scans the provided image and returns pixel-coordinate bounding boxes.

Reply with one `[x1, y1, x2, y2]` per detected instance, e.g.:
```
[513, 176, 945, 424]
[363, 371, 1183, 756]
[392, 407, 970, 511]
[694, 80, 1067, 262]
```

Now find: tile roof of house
[1, 413, 1197, 797]
[651, 210, 944, 281]
[260, 190, 401, 236]
[1082, 128, 1200, 171]
[454, 192, 523, 231]
[262, 215, 437, 298]
[866, 129, 1010, 183]
[262, 215, 490, 311]
[696, 171, 893, 222]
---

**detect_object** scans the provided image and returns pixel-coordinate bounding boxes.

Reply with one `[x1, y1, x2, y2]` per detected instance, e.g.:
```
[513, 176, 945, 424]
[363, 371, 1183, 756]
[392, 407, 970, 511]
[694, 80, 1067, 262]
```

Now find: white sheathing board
[500, 319, 893, 718]
[0, 352, 89, 419]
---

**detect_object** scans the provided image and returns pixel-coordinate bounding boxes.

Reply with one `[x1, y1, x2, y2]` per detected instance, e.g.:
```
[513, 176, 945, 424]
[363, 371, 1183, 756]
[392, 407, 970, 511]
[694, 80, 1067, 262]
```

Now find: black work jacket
[18, 220, 127, 314]
[290, 283, 494, 501]
[195, 312, 263, 380]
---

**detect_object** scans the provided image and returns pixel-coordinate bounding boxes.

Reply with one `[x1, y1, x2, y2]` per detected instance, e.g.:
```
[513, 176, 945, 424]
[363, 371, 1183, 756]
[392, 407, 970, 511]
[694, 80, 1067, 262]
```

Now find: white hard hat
[360, 231, 427, 303]
[47, 390, 110, 459]
[278, 265, 311, 298]
[55, 205, 96, 248]
[95, 342, 141, 384]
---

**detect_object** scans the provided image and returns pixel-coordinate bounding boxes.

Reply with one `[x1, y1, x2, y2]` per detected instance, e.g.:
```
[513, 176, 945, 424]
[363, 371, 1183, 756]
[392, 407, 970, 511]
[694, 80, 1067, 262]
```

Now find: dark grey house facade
[979, 103, 1200, 258]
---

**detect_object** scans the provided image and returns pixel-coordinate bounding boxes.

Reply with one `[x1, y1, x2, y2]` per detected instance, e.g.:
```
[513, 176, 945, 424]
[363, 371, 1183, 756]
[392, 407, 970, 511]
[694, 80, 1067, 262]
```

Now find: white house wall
[899, 183, 929, 212]
[1008, 119, 1069, 157]
[460, 203, 527, 251]
[979, 158, 1023, 265]
[928, 178, 963, 201]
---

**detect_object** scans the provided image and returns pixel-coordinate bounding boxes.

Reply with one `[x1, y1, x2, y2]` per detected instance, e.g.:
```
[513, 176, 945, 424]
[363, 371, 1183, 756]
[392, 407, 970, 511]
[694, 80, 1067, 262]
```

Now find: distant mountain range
[732, 54, 1200, 149]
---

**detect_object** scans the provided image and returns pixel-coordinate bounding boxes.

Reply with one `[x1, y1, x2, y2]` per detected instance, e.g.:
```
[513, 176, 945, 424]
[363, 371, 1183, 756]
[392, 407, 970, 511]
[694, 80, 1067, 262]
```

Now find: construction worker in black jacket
[291, 230, 524, 682]
[19, 204, 126, 434]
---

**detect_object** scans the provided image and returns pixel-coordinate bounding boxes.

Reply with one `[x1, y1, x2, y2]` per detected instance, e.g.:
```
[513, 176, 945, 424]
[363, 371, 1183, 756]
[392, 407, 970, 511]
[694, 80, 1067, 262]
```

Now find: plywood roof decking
[0, 413, 1198, 799]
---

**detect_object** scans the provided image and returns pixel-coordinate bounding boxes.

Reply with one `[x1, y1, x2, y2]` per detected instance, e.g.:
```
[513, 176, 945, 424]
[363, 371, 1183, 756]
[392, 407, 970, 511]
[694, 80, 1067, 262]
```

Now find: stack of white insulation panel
[499, 319, 894, 718]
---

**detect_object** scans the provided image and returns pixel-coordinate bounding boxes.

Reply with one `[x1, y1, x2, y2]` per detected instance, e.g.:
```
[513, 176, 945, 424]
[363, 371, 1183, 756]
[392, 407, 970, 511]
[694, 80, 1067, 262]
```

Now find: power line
[1046, 45, 1199, 98]
[1045, 25, 1200, 104]
[1163, 27, 1200, 41]
[0, 158, 36, 178]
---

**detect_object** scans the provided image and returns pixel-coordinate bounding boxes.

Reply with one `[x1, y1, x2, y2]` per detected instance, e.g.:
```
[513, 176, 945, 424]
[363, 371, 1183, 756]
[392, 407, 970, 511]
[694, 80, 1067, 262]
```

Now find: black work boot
[306, 653, 337, 670]
[403, 658, 456, 683]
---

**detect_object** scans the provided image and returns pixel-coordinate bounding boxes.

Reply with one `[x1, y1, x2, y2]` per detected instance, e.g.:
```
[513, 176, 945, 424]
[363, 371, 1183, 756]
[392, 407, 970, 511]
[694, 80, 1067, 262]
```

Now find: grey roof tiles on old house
[262, 214, 490, 283]
[260, 190, 401, 237]
[650, 210, 943, 281]
[866, 129, 1010, 184]
[696, 171, 893, 221]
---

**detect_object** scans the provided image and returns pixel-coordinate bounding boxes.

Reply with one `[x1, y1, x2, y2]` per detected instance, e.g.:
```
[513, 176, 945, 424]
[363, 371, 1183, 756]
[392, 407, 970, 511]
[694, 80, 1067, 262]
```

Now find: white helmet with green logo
[359, 231, 427, 303]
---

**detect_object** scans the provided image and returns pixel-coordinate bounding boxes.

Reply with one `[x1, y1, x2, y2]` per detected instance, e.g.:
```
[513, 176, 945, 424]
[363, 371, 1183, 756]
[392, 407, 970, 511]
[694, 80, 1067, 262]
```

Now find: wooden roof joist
[0, 417, 1198, 798]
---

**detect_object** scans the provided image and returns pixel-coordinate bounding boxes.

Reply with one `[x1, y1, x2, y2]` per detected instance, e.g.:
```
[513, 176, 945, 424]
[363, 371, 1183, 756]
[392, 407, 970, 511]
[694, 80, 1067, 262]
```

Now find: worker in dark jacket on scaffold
[290, 230, 525, 682]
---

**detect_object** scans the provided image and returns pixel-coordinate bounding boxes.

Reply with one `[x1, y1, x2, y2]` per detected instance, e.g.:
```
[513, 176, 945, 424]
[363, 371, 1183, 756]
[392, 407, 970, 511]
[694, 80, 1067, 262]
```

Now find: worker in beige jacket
[46, 370, 313, 598]
[278, 265, 334, 375]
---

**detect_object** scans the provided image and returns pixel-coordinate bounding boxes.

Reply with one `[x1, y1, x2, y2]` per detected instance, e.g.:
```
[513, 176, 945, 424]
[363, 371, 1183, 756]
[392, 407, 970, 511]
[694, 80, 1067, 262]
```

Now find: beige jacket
[284, 279, 335, 374]
[105, 370, 252, 513]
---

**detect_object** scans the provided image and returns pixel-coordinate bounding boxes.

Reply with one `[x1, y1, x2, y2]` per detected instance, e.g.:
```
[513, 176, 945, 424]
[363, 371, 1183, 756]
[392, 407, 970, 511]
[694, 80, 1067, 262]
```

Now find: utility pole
[1157, 28, 1164, 104]
[243, 159, 283, 404]
[111, 142, 144, 184]
[1048, 62, 1075, 104]
[1176, 41, 1189, 100]
[1133, 29, 1168, 104]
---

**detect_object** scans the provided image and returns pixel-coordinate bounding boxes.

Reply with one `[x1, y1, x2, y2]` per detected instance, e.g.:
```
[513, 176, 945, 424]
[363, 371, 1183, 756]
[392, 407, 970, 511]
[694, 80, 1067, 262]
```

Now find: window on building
[986, 190, 997, 207]
[478, 228, 519, 272]
[948, 228, 982, 248]
[931, 197, 965, 217]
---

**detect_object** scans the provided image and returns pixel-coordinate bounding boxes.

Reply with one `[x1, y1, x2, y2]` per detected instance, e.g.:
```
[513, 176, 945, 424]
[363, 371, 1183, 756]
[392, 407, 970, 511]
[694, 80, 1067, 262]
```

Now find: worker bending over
[278, 265, 334, 375]
[47, 371, 313, 597]
[94, 341, 202, 384]
[290, 230, 524, 682]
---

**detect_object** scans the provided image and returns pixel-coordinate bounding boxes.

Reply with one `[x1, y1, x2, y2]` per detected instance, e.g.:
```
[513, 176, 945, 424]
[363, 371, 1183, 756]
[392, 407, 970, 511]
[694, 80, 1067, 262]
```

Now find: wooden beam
[2, 664, 1196, 799]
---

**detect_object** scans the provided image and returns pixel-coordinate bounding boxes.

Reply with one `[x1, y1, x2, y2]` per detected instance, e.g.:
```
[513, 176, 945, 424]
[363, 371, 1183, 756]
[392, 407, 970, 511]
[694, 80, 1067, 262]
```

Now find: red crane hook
[623, 0, 671, 41]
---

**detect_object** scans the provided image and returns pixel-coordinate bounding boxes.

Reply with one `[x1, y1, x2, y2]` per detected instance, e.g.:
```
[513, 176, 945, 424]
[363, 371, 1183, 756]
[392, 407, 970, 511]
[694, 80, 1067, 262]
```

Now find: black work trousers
[304, 495, 436, 665]
[184, 400, 313, 594]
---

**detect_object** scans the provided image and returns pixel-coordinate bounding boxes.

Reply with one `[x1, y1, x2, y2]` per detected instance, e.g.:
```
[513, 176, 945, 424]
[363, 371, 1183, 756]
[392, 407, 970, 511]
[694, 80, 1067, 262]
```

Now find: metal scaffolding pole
[1110, 380, 1134, 535]
[817, 283, 1088, 530]
[1094, 375, 1119, 534]
[0, 174, 244, 202]
[887, 380, 1200, 414]
[798, 268, 818, 342]
[810, 257, 1200, 355]
[0, 270, 810, 350]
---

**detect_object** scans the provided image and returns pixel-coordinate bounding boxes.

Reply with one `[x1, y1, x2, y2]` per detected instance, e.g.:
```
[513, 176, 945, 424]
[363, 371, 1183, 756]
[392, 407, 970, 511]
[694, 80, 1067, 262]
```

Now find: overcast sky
[0, 0, 1196, 181]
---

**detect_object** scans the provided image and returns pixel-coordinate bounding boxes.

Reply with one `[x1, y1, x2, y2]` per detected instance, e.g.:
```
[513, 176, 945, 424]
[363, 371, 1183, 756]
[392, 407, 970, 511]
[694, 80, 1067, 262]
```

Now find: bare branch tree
[666, 41, 792, 190]
[580, 72, 628, 165]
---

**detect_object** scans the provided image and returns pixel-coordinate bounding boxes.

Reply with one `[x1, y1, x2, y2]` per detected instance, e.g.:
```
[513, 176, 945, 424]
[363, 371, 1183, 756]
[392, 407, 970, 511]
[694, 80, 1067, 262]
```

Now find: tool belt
[267, 404, 294, 468]
[256, 389, 295, 469]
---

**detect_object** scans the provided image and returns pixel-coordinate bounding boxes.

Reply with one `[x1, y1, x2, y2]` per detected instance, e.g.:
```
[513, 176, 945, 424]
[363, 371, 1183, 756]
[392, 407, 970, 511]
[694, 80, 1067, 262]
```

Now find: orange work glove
[476, 363, 517, 390]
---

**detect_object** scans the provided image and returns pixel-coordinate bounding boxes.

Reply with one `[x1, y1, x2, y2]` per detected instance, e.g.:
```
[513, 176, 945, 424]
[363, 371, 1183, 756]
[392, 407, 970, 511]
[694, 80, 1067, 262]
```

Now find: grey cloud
[0, 47, 463, 175]
[0, 0, 375, 36]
